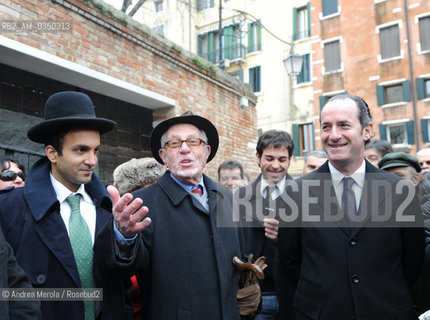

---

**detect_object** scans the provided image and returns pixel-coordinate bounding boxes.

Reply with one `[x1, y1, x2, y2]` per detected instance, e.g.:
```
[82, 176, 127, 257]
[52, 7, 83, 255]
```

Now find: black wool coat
[277, 160, 424, 320]
[95, 172, 244, 320]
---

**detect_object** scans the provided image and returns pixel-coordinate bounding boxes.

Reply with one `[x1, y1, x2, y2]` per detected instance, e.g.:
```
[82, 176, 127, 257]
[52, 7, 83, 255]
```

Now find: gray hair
[304, 150, 328, 161]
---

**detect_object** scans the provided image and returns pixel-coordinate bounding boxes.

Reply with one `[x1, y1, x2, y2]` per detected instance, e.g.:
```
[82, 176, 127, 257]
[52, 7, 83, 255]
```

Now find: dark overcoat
[0, 157, 133, 320]
[0, 217, 41, 319]
[277, 160, 424, 320]
[237, 173, 293, 294]
[94, 172, 244, 320]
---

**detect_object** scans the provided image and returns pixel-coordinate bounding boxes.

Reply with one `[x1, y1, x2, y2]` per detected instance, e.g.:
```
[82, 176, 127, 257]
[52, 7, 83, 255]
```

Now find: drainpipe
[403, 0, 419, 150]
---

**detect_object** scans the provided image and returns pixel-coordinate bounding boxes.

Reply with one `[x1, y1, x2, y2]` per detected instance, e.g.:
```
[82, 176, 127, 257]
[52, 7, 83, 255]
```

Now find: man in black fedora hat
[94, 112, 248, 319]
[0, 91, 133, 320]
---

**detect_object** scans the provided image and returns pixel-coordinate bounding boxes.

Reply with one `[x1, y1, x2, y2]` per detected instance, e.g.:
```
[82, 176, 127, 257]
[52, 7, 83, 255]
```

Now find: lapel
[158, 172, 209, 214]
[349, 161, 388, 237]
[25, 157, 112, 287]
[307, 160, 388, 237]
[306, 162, 351, 236]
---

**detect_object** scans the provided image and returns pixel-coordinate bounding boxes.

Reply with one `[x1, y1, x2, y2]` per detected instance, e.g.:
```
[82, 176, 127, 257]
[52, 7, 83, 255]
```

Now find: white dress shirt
[260, 176, 288, 200]
[328, 160, 366, 211]
[50, 174, 97, 245]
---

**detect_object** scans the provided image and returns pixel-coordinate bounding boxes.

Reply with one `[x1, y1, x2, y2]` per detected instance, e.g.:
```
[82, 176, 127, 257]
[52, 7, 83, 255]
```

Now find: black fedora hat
[150, 112, 219, 164]
[28, 91, 117, 143]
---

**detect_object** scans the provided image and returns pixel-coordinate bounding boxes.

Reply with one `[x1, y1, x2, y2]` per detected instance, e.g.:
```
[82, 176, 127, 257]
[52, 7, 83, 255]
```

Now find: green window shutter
[210, 0, 214, 7]
[224, 26, 233, 60]
[421, 118, 429, 142]
[379, 124, 387, 141]
[417, 78, 425, 100]
[406, 121, 415, 144]
[249, 68, 255, 92]
[376, 85, 385, 105]
[293, 7, 297, 41]
[292, 124, 301, 157]
[307, 3, 311, 37]
[257, 20, 262, 51]
[319, 95, 327, 110]
[255, 66, 261, 92]
[208, 32, 215, 63]
[402, 80, 411, 101]
[247, 23, 252, 53]
[257, 128, 263, 138]
[197, 35, 202, 56]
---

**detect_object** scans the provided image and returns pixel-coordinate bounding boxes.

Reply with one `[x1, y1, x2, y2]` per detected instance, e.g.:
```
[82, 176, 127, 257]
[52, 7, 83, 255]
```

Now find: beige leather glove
[233, 254, 267, 317]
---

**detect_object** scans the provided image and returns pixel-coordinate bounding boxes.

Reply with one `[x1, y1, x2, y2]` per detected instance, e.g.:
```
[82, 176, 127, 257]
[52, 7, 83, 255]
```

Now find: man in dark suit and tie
[277, 95, 424, 319]
[0, 91, 133, 320]
[237, 130, 294, 319]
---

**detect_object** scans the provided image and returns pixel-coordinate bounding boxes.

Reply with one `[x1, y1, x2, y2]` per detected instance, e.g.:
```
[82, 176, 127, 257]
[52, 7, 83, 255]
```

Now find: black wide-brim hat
[150, 113, 219, 164]
[28, 91, 117, 143]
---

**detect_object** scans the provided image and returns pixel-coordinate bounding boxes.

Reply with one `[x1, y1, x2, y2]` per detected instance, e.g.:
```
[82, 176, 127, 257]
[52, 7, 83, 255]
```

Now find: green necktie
[66, 194, 95, 320]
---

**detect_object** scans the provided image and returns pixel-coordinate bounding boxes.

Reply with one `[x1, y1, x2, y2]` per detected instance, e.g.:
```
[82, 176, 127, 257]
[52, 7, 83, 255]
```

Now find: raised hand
[107, 185, 151, 238]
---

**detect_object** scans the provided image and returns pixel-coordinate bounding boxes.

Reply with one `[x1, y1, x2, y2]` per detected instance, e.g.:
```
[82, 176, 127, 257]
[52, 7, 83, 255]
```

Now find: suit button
[36, 274, 46, 284]
[349, 238, 357, 246]
[352, 274, 360, 284]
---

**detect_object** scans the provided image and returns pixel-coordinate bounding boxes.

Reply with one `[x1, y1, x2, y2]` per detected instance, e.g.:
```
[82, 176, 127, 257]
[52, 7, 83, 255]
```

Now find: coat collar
[24, 157, 112, 222]
[157, 171, 221, 210]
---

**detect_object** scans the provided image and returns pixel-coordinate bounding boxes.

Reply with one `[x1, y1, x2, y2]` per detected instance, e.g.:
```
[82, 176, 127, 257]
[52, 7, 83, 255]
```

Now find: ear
[363, 123, 374, 142]
[413, 172, 422, 186]
[159, 149, 168, 166]
[45, 145, 58, 164]
[204, 144, 211, 162]
[256, 151, 261, 167]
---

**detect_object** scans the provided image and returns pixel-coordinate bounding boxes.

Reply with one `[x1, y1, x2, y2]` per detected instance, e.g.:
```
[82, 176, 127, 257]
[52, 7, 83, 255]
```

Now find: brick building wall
[0, 0, 259, 183]
[311, 0, 430, 154]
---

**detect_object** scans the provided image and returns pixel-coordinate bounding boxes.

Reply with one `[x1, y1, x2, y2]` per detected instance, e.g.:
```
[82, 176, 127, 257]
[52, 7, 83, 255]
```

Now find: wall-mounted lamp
[283, 53, 304, 78]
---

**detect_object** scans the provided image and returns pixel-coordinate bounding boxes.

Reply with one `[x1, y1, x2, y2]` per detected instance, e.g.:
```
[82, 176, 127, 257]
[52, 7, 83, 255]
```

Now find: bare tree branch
[128, 0, 146, 17]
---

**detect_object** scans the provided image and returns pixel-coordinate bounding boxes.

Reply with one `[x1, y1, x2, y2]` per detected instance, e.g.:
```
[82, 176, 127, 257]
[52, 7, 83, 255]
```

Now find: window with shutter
[296, 6, 309, 40]
[324, 40, 341, 72]
[379, 24, 401, 59]
[247, 20, 261, 53]
[376, 80, 410, 105]
[386, 123, 408, 145]
[419, 16, 430, 52]
[322, 0, 338, 16]
[249, 66, 261, 93]
[296, 54, 310, 84]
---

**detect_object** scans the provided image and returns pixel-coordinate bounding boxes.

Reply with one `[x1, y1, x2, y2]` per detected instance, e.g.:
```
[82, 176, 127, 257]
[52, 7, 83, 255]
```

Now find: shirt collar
[260, 175, 287, 196]
[328, 160, 366, 189]
[169, 172, 206, 195]
[49, 173, 91, 203]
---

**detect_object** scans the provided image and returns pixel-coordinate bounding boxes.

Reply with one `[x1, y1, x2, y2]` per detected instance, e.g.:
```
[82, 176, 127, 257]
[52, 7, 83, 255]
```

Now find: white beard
[176, 167, 200, 179]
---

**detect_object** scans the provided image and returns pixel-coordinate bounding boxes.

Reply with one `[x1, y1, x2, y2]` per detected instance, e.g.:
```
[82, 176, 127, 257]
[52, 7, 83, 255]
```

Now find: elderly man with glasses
[95, 113, 250, 320]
